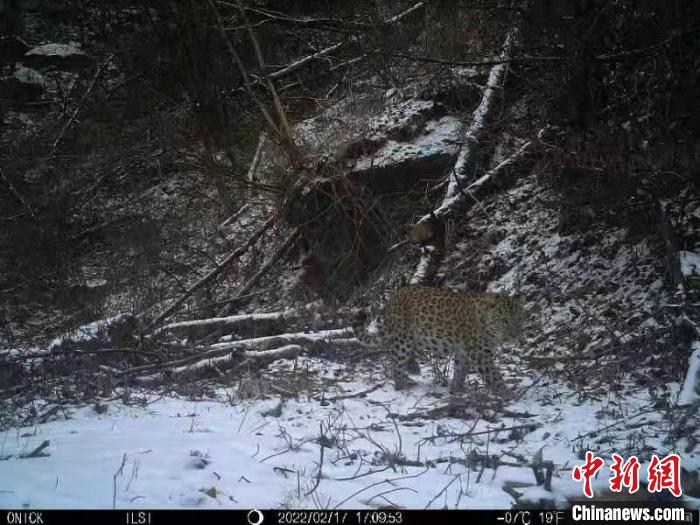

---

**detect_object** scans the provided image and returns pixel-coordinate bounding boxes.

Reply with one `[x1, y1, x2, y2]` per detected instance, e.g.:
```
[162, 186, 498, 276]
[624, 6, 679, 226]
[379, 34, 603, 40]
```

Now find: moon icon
[247, 509, 264, 525]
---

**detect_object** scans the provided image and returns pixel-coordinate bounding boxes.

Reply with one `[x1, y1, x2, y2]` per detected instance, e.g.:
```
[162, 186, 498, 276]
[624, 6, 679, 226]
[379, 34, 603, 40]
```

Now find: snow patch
[680, 251, 700, 278]
[677, 342, 700, 406]
[353, 116, 462, 172]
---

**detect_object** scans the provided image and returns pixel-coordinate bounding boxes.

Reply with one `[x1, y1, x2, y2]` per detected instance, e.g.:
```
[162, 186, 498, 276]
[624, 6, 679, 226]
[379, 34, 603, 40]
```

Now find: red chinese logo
[572, 451, 605, 498]
[609, 454, 640, 493]
[648, 454, 682, 497]
[572, 452, 683, 498]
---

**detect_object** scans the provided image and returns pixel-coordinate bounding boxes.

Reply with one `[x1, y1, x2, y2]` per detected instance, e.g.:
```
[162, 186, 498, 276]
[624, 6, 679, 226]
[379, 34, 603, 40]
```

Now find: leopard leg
[406, 356, 421, 375]
[450, 347, 471, 393]
[389, 336, 412, 390]
[473, 342, 507, 399]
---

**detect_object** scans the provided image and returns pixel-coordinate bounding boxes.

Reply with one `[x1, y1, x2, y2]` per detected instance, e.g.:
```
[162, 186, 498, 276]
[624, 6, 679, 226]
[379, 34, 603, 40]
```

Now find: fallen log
[131, 327, 354, 386]
[158, 307, 307, 333]
[208, 327, 354, 352]
[431, 30, 516, 221]
[133, 344, 306, 387]
[154, 301, 322, 339]
[158, 302, 368, 334]
[117, 327, 354, 379]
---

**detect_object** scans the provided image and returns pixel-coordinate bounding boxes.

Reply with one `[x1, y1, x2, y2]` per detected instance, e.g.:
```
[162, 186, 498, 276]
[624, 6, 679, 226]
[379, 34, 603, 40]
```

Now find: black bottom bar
[2, 508, 698, 525]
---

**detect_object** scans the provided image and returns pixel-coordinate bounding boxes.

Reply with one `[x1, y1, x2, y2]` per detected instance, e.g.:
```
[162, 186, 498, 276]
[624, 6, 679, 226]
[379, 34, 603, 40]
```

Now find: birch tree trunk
[411, 29, 517, 286]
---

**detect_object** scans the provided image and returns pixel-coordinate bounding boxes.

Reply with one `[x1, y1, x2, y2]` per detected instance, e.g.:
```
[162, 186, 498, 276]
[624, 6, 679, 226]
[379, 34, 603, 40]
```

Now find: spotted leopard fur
[372, 285, 523, 395]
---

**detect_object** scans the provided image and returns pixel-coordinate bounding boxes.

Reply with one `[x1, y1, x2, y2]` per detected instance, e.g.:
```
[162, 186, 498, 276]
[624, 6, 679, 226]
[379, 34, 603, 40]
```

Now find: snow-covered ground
[2, 171, 698, 510]
[0, 353, 696, 509]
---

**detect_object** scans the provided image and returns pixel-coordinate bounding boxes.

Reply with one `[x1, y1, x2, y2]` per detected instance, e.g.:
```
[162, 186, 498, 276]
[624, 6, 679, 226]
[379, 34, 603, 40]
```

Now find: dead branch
[208, 327, 353, 353]
[266, 2, 424, 82]
[246, 131, 267, 185]
[331, 468, 430, 509]
[156, 300, 323, 336]
[305, 422, 326, 496]
[432, 30, 516, 221]
[270, 42, 345, 80]
[458, 136, 534, 194]
[383, 2, 424, 24]
[281, 57, 364, 92]
[112, 453, 127, 509]
[51, 54, 115, 155]
[119, 327, 354, 379]
[424, 474, 460, 509]
[234, 0, 300, 163]
[218, 226, 300, 316]
[0, 168, 44, 231]
[7, 346, 160, 360]
[319, 384, 381, 403]
[218, 203, 250, 230]
[418, 423, 540, 445]
[19, 439, 50, 459]
[390, 52, 563, 67]
[175, 156, 280, 194]
[185, 290, 271, 313]
[161, 302, 365, 335]
[410, 138, 535, 285]
[231, 5, 372, 30]
[159, 308, 300, 332]
[207, 0, 283, 142]
[146, 215, 275, 331]
[133, 326, 353, 386]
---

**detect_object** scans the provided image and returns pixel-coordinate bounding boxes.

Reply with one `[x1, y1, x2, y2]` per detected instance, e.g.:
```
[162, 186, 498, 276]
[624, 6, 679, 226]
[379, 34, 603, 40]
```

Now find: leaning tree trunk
[411, 28, 520, 286]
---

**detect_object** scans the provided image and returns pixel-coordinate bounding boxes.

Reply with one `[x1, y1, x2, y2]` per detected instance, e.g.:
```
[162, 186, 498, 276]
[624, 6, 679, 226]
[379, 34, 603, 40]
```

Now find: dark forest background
[1, 0, 698, 345]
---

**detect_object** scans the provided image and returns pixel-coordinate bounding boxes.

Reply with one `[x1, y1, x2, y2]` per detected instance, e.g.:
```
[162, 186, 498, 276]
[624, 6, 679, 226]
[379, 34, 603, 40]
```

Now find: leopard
[369, 285, 524, 396]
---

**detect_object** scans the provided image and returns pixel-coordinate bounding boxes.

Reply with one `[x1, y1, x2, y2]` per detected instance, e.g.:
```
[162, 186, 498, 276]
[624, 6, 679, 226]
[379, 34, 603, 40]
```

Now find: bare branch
[51, 54, 115, 155]
[246, 131, 267, 185]
[433, 30, 516, 220]
[146, 215, 276, 331]
[121, 327, 354, 379]
[207, 0, 281, 139]
[130, 327, 353, 386]
[218, 226, 300, 316]
[234, 0, 301, 164]
[390, 52, 563, 67]
[270, 42, 345, 80]
[266, 2, 424, 82]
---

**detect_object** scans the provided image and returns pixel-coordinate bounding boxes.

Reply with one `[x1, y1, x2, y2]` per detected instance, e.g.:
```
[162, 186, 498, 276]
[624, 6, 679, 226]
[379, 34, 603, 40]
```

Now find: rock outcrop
[0, 65, 45, 102]
[24, 43, 93, 71]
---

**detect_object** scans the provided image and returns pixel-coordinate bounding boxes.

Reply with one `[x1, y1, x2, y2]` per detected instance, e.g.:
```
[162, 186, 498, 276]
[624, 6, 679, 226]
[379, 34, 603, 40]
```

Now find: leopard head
[497, 294, 525, 342]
